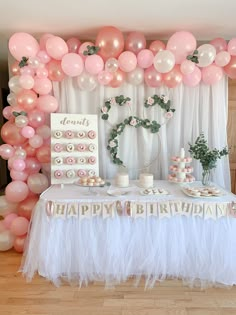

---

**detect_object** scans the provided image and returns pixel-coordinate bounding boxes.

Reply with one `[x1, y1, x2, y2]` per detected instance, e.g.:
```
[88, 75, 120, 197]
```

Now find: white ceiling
[0, 0, 236, 73]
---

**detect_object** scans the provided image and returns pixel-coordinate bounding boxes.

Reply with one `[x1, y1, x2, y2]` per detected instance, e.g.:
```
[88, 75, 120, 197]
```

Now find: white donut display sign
[50, 113, 99, 184]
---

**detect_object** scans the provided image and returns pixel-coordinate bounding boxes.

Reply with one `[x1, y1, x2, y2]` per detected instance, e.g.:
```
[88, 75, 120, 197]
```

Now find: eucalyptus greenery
[12, 111, 27, 117]
[18, 56, 29, 68]
[107, 116, 161, 166]
[101, 95, 131, 120]
[188, 133, 229, 170]
[144, 94, 175, 114]
[186, 50, 199, 64]
[83, 45, 100, 55]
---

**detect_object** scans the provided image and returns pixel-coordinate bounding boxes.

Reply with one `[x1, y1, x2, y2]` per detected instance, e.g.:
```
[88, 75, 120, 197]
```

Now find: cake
[139, 173, 154, 188]
[115, 173, 129, 187]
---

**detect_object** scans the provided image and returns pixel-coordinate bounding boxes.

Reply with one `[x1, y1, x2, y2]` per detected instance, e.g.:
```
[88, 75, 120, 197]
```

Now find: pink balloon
[215, 51, 231, 67]
[118, 51, 137, 72]
[46, 36, 68, 60]
[2, 106, 13, 120]
[5, 181, 29, 203]
[27, 110, 46, 128]
[78, 42, 94, 60]
[27, 173, 49, 194]
[35, 145, 50, 163]
[47, 59, 65, 82]
[21, 126, 35, 139]
[149, 40, 166, 54]
[17, 195, 39, 220]
[10, 217, 29, 236]
[61, 53, 84, 77]
[39, 33, 54, 50]
[144, 65, 163, 87]
[137, 49, 154, 69]
[180, 60, 195, 75]
[36, 125, 51, 139]
[29, 134, 43, 148]
[183, 66, 202, 87]
[10, 169, 28, 181]
[14, 148, 26, 160]
[1, 121, 26, 146]
[0, 144, 15, 160]
[36, 66, 49, 79]
[0, 221, 6, 233]
[19, 74, 35, 89]
[125, 32, 146, 55]
[9, 32, 40, 61]
[66, 37, 81, 53]
[14, 235, 27, 253]
[163, 65, 183, 88]
[167, 31, 197, 64]
[33, 77, 52, 95]
[224, 56, 236, 79]
[12, 159, 26, 171]
[10, 61, 20, 76]
[25, 157, 41, 174]
[109, 69, 125, 88]
[210, 38, 227, 53]
[3, 213, 18, 229]
[37, 50, 51, 64]
[202, 64, 223, 85]
[96, 26, 124, 60]
[17, 89, 38, 111]
[23, 144, 36, 157]
[37, 95, 58, 113]
[85, 55, 104, 75]
[228, 38, 236, 56]
[20, 66, 35, 76]
[97, 70, 113, 85]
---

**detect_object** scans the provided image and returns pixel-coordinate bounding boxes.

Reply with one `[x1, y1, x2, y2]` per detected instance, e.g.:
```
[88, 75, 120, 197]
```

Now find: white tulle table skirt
[21, 198, 236, 288]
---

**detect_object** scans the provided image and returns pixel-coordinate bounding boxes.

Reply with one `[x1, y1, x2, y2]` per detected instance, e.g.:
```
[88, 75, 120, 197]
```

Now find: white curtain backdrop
[52, 76, 230, 190]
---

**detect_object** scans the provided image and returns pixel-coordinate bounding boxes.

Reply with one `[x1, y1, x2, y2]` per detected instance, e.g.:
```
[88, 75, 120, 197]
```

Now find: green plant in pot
[188, 133, 229, 185]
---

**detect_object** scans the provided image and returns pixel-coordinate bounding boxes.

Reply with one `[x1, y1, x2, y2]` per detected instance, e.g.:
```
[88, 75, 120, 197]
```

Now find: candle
[180, 148, 185, 159]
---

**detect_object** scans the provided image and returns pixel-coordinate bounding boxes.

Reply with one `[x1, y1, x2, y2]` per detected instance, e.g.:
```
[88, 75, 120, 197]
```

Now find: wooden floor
[0, 251, 236, 315]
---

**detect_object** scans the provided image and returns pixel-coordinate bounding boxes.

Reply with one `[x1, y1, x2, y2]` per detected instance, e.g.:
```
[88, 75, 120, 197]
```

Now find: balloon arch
[1, 26, 236, 252]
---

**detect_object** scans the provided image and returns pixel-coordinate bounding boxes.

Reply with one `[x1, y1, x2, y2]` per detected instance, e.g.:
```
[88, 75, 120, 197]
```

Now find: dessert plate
[140, 187, 169, 196]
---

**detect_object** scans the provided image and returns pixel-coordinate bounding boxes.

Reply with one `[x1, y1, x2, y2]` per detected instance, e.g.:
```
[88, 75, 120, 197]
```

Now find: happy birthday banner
[46, 200, 236, 220]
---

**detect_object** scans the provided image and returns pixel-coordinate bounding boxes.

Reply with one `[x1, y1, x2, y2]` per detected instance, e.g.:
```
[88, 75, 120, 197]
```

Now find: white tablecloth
[21, 181, 236, 288]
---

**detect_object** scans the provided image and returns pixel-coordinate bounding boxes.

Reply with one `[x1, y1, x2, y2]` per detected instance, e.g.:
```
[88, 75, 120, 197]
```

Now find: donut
[65, 130, 74, 139]
[87, 130, 96, 139]
[66, 143, 75, 152]
[65, 157, 76, 165]
[66, 170, 76, 178]
[54, 170, 63, 179]
[54, 143, 63, 152]
[54, 157, 63, 165]
[88, 156, 96, 164]
[77, 144, 87, 151]
[77, 169, 87, 177]
[77, 131, 86, 139]
[53, 130, 63, 139]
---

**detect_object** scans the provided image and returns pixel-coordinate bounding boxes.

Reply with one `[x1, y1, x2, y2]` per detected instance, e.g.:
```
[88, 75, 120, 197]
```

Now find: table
[21, 181, 236, 288]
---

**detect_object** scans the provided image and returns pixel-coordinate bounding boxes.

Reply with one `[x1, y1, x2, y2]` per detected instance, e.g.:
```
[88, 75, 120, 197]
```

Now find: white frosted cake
[139, 173, 153, 188]
[115, 173, 129, 187]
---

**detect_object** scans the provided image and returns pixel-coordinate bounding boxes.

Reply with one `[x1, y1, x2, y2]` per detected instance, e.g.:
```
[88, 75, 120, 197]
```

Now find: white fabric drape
[52, 76, 230, 190]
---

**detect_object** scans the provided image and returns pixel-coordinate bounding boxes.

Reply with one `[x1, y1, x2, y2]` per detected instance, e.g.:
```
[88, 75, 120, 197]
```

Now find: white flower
[110, 97, 116, 105]
[147, 97, 154, 105]
[165, 111, 173, 119]
[101, 106, 108, 113]
[163, 96, 169, 104]
[126, 101, 131, 106]
[109, 140, 117, 148]
[130, 118, 137, 126]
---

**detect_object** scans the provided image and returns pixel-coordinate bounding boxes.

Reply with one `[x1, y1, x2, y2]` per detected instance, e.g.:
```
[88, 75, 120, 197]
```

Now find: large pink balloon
[109, 69, 125, 88]
[19, 74, 35, 89]
[37, 50, 51, 64]
[9, 32, 40, 61]
[210, 38, 227, 53]
[163, 65, 183, 88]
[85, 55, 104, 75]
[96, 26, 124, 60]
[3, 213, 18, 229]
[224, 56, 236, 79]
[166, 31, 197, 64]
[202, 65, 223, 85]
[10, 169, 28, 181]
[144, 65, 162, 87]
[36, 145, 51, 163]
[17, 89, 38, 111]
[66, 37, 81, 53]
[125, 32, 146, 55]
[27, 173, 49, 194]
[33, 77, 52, 95]
[18, 195, 39, 220]
[180, 59, 195, 75]
[39, 33, 54, 50]
[46, 36, 68, 60]
[47, 59, 65, 82]
[1, 121, 27, 146]
[118, 51, 137, 72]
[227, 38, 236, 56]
[28, 110, 46, 128]
[183, 66, 201, 87]
[61, 53, 84, 77]
[5, 181, 29, 203]
[37, 95, 58, 113]
[137, 49, 154, 69]
[25, 157, 41, 174]
[10, 216, 29, 236]
[149, 40, 166, 54]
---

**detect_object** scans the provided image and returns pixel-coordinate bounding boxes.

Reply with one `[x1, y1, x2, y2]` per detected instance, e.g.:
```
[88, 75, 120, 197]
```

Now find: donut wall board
[50, 113, 99, 184]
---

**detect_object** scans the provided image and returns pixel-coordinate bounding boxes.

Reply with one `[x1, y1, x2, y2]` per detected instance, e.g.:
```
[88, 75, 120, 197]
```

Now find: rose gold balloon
[23, 143, 37, 157]
[36, 145, 50, 163]
[11, 61, 20, 76]
[13, 235, 26, 253]
[96, 26, 124, 61]
[163, 65, 183, 88]
[149, 40, 166, 54]
[224, 56, 236, 79]
[18, 195, 39, 220]
[17, 89, 38, 111]
[47, 59, 65, 81]
[125, 32, 146, 55]
[144, 65, 163, 87]
[109, 69, 125, 88]
[1, 121, 27, 146]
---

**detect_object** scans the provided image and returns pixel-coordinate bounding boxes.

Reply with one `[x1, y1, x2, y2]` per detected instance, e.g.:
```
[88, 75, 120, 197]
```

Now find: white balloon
[215, 51, 231, 67]
[0, 195, 18, 217]
[77, 71, 97, 91]
[126, 67, 144, 85]
[153, 50, 175, 73]
[0, 230, 15, 251]
[197, 44, 216, 67]
[8, 75, 23, 94]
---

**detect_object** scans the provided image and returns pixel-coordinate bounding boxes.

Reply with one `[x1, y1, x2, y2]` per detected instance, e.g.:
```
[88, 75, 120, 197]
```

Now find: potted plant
[188, 133, 229, 185]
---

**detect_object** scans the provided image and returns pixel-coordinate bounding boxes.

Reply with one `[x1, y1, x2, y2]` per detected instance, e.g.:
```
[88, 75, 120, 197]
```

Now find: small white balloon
[197, 44, 216, 67]
[77, 71, 98, 91]
[126, 67, 144, 85]
[215, 51, 231, 67]
[153, 50, 175, 73]
[8, 75, 22, 94]
[0, 230, 15, 251]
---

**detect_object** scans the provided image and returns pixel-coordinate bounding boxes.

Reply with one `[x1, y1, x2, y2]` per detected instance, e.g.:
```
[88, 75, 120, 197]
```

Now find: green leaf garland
[101, 95, 131, 120]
